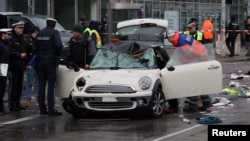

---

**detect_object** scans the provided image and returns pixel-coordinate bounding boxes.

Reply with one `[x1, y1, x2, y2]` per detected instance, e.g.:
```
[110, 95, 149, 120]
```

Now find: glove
[73, 65, 80, 72]
[66, 62, 75, 69]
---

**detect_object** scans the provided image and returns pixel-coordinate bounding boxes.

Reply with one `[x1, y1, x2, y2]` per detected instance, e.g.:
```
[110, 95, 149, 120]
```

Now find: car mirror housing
[167, 66, 175, 71]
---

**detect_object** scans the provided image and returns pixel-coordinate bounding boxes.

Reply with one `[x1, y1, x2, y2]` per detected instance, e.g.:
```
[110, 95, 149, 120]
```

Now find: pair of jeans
[25, 66, 39, 101]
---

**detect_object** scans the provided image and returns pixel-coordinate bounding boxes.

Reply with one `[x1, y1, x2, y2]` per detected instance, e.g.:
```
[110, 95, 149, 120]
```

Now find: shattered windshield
[90, 48, 156, 69]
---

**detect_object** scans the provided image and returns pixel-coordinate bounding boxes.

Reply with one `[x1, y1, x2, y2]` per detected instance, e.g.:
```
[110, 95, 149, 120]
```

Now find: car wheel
[149, 87, 165, 118]
[62, 95, 86, 119]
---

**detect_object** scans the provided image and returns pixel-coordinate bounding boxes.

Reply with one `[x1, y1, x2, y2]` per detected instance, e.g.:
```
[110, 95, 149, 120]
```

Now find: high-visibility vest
[184, 31, 203, 42]
[84, 27, 102, 48]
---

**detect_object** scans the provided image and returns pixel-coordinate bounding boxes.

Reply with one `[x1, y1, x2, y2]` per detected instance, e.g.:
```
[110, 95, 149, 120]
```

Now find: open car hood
[116, 18, 168, 42]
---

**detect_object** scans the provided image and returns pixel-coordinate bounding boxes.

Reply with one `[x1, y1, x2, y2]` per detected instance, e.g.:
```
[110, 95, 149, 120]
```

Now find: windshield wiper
[109, 67, 120, 70]
[137, 58, 149, 68]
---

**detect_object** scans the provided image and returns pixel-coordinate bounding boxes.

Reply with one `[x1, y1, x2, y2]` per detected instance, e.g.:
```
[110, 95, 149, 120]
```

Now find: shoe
[48, 111, 62, 116]
[17, 105, 26, 110]
[25, 100, 31, 108]
[9, 107, 20, 111]
[198, 104, 212, 111]
[40, 111, 48, 115]
[0, 110, 8, 115]
[245, 53, 250, 56]
[228, 55, 234, 57]
[183, 107, 197, 113]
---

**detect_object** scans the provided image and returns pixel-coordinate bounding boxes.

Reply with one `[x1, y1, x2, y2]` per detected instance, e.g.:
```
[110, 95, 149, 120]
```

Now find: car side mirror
[167, 66, 175, 71]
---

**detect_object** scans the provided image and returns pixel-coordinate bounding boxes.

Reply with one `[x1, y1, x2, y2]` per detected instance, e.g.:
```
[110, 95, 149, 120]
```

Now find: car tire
[62, 95, 86, 119]
[149, 87, 165, 118]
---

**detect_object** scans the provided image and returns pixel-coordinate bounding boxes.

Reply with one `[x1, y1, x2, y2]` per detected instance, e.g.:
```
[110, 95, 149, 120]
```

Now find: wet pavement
[1, 47, 250, 141]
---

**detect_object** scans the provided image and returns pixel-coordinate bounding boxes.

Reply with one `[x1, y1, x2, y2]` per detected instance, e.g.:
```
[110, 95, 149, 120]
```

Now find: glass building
[2, 0, 248, 42]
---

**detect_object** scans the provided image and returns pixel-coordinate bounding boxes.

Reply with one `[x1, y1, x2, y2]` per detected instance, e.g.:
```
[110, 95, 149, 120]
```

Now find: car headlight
[76, 77, 86, 91]
[138, 76, 151, 90]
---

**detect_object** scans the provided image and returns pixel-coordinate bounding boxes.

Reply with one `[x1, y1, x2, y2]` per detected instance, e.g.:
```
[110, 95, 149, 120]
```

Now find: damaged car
[56, 18, 223, 118]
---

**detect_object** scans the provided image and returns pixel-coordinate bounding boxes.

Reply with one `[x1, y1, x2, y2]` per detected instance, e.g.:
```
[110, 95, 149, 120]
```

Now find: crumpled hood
[74, 69, 159, 89]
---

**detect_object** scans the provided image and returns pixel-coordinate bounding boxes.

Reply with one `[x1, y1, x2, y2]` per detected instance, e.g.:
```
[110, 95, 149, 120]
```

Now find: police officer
[184, 22, 203, 43]
[0, 28, 12, 115]
[226, 16, 239, 57]
[35, 18, 63, 116]
[9, 21, 27, 111]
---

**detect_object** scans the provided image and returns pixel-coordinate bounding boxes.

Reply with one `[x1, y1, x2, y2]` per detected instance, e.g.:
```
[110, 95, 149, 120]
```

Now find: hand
[21, 53, 26, 59]
[84, 64, 89, 70]
[7, 72, 11, 77]
[26, 65, 31, 69]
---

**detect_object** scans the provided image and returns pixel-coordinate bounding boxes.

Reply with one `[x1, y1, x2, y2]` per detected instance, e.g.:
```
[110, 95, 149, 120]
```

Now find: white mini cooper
[56, 18, 222, 118]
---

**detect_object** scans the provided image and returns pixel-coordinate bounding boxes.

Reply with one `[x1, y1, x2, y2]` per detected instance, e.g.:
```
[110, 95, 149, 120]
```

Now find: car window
[0, 16, 7, 29]
[90, 48, 156, 69]
[166, 43, 215, 67]
[117, 25, 165, 41]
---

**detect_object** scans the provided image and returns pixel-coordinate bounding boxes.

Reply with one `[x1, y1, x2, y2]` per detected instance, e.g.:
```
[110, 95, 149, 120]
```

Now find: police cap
[0, 28, 12, 33]
[12, 21, 25, 28]
[166, 30, 176, 37]
[187, 22, 196, 28]
[46, 18, 57, 23]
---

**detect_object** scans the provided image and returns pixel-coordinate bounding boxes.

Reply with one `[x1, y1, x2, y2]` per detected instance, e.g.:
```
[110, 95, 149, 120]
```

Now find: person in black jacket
[226, 16, 239, 57]
[35, 18, 63, 116]
[66, 24, 96, 70]
[9, 21, 27, 111]
[0, 28, 12, 115]
[25, 26, 39, 108]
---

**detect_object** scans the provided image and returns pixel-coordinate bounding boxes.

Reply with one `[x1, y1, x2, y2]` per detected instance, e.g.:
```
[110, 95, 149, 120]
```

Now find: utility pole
[248, 0, 250, 16]
[47, 0, 51, 17]
[220, 0, 226, 57]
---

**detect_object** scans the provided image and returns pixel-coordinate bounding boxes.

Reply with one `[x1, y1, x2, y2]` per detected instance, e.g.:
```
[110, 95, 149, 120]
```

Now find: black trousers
[37, 61, 58, 113]
[226, 37, 236, 56]
[0, 76, 7, 111]
[9, 70, 24, 109]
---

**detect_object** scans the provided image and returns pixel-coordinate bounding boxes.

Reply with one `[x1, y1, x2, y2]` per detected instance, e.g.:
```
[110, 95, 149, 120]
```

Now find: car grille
[88, 102, 133, 109]
[85, 85, 136, 93]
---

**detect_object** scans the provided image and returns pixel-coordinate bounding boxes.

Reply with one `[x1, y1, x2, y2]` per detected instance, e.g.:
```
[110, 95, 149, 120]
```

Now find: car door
[160, 60, 222, 100]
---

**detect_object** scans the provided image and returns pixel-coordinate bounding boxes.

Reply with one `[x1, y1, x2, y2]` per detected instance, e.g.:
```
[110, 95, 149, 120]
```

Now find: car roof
[117, 18, 168, 29]
[22, 14, 50, 19]
[0, 12, 23, 16]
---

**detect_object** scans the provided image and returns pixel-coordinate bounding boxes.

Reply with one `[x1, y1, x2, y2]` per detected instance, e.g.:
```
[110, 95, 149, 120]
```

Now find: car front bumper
[71, 91, 153, 112]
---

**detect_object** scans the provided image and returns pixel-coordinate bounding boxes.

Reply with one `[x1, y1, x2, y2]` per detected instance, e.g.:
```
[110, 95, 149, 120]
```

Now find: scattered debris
[179, 115, 191, 124]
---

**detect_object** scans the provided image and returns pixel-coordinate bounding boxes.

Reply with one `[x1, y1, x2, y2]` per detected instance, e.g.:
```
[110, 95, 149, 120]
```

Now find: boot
[25, 100, 31, 108]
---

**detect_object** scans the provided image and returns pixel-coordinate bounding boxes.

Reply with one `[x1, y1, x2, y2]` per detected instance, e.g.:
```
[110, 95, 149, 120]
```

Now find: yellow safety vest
[184, 31, 203, 42]
[84, 27, 102, 48]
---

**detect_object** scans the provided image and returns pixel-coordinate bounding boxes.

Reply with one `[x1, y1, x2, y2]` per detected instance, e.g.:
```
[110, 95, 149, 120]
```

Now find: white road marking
[0, 115, 40, 127]
[151, 124, 203, 141]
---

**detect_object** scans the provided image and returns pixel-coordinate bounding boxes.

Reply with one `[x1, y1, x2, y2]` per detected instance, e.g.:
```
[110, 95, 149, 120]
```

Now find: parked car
[56, 18, 223, 119]
[0, 12, 72, 62]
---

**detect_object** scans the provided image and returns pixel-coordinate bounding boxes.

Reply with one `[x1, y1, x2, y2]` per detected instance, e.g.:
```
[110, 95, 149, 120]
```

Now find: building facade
[1, 0, 248, 41]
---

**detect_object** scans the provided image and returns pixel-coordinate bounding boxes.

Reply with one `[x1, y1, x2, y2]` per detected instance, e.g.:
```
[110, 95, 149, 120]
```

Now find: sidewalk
[215, 47, 250, 62]
[166, 46, 250, 62]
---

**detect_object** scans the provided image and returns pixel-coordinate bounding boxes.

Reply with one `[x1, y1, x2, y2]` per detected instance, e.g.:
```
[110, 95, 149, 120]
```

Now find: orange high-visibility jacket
[201, 19, 214, 39]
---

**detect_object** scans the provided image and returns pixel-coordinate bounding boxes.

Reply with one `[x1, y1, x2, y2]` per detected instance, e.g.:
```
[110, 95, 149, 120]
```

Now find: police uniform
[36, 18, 63, 116]
[0, 28, 12, 115]
[226, 17, 239, 57]
[9, 21, 27, 111]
